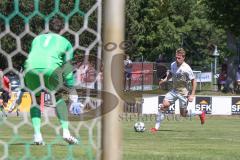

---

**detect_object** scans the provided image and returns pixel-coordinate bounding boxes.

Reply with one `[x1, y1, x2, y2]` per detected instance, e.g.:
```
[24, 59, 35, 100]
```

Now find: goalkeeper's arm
[62, 42, 75, 88]
[62, 62, 75, 88]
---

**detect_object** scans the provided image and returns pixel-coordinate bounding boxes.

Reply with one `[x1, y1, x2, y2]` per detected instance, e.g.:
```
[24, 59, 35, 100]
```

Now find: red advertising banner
[131, 62, 153, 90]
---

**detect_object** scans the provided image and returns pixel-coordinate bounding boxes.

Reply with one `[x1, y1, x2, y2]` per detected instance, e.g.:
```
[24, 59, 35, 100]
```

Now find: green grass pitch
[0, 115, 240, 160]
[123, 115, 240, 160]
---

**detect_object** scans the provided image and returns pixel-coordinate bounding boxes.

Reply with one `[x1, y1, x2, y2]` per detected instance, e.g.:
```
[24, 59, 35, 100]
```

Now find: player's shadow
[157, 129, 183, 132]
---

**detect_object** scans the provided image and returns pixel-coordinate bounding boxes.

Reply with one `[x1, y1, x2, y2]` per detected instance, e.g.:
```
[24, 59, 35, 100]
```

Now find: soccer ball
[134, 122, 145, 132]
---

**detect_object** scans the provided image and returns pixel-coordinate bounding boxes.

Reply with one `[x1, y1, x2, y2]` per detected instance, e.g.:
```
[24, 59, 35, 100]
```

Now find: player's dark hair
[50, 17, 64, 33]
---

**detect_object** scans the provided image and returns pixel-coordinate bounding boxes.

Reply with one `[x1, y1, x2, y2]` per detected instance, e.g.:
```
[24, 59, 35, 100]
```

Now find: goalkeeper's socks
[32, 117, 41, 135]
[60, 120, 69, 130]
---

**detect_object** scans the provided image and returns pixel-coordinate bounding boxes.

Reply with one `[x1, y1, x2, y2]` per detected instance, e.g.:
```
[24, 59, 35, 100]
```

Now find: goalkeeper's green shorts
[24, 68, 61, 95]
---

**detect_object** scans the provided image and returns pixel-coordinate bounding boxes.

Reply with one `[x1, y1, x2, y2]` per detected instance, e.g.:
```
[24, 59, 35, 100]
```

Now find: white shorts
[164, 89, 188, 108]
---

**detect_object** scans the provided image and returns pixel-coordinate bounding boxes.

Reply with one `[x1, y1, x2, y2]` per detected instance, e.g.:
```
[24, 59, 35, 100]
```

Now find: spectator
[95, 64, 103, 90]
[217, 63, 227, 91]
[155, 54, 168, 89]
[124, 54, 133, 91]
[76, 62, 89, 85]
[8, 88, 24, 116]
[0, 70, 11, 117]
[8, 70, 24, 116]
[69, 95, 84, 115]
[235, 65, 240, 93]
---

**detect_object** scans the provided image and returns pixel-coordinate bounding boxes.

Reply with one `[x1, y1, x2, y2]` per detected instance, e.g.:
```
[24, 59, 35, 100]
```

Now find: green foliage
[202, 0, 240, 36]
[0, 34, 16, 54]
[0, 0, 14, 16]
[201, 0, 240, 92]
[0, 0, 236, 70]
[126, 0, 228, 68]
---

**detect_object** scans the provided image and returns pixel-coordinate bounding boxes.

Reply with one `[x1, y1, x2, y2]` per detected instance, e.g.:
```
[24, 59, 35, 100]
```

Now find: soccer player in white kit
[151, 48, 206, 133]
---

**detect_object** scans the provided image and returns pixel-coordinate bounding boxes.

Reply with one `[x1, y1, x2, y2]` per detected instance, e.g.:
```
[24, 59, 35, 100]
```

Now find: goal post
[0, 0, 126, 159]
[102, 0, 125, 160]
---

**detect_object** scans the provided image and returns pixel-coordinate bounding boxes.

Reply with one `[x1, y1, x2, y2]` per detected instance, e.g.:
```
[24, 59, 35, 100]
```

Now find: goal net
[0, 0, 103, 159]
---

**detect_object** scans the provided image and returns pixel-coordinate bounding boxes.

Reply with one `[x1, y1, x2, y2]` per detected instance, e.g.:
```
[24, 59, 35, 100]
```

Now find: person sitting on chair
[235, 65, 240, 93]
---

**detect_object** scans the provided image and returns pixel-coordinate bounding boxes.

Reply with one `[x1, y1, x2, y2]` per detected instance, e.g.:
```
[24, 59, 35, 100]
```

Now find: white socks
[155, 111, 165, 130]
[188, 109, 202, 116]
[154, 109, 203, 130]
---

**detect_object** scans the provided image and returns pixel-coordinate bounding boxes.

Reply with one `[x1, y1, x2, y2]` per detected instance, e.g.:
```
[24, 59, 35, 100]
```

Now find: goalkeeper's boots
[63, 131, 79, 145]
[63, 135, 79, 145]
[199, 111, 206, 125]
[33, 134, 45, 145]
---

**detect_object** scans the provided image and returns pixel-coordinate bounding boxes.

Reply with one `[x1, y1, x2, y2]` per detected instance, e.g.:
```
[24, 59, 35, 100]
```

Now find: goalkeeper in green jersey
[24, 17, 78, 145]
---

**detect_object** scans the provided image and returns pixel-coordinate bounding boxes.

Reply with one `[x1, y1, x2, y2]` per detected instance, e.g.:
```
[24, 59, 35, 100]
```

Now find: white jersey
[170, 61, 195, 95]
[236, 71, 240, 81]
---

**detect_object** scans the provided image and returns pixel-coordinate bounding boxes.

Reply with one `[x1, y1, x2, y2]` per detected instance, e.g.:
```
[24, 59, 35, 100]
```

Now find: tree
[125, 0, 227, 71]
[202, 0, 240, 36]
[202, 0, 240, 92]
